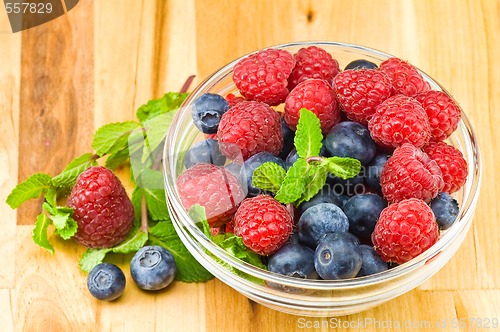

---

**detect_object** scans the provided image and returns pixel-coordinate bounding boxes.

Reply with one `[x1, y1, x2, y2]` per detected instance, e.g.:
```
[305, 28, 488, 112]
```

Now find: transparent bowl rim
[163, 41, 482, 290]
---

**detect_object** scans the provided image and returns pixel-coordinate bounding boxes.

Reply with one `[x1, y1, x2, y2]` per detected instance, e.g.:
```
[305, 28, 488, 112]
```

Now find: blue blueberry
[130, 246, 176, 291]
[225, 162, 244, 180]
[297, 203, 349, 249]
[299, 185, 348, 213]
[191, 93, 229, 134]
[430, 192, 460, 230]
[356, 244, 388, 277]
[314, 232, 363, 280]
[343, 194, 387, 239]
[243, 152, 286, 196]
[344, 59, 378, 70]
[279, 119, 295, 160]
[183, 139, 226, 169]
[326, 172, 365, 196]
[87, 263, 126, 301]
[324, 121, 376, 165]
[268, 243, 319, 279]
[285, 149, 299, 170]
[364, 153, 391, 192]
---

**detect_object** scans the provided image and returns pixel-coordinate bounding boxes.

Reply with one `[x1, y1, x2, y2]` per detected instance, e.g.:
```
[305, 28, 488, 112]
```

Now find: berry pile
[181, 45, 468, 281]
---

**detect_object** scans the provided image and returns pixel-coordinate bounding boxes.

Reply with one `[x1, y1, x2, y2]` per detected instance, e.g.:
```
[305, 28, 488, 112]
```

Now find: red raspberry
[67, 166, 134, 249]
[288, 46, 340, 90]
[381, 143, 444, 203]
[372, 198, 439, 264]
[368, 95, 431, 148]
[379, 57, 431, 97]
[224, 220, 235, 234]
[284, 79, 340, 134]
[414, 90, 461, 141]
[423, 141, 467, 193]
[225, 93, 246, 107]
[177, 163, 245, 228]
[333, 69, 393, 125]
[217, 101, 283, 160]
[234, 195, 293, 256]
[233, 48, 295, 106]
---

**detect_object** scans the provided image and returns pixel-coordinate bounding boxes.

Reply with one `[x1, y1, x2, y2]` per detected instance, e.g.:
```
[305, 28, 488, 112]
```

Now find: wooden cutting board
[1, 0, 499, 331]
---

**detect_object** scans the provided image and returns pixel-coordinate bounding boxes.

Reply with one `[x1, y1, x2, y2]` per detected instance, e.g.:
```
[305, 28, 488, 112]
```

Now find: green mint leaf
[78, 230, 147, 273]
[149, 220, 213, 282]
[92, 121, 141, 156]
[51, 153, 98, 189]
[297, 164, 329, 205]
[252, 162, 286, 193]
[212, 233, 266, 284]
[136, 169, 169, 221]
[6, 173, 52, 209]
[79, 249, 110, 273]
[79, 229, 148, 273]
[105, 147, 130, 170]
[44, 187, 57, 208]
[214, 234, 267, 270]
[33, 213, 54, 254]
[294, 108, 323, 159]
[324, 156, 362, 180]
[144, 188, 169, 221]
[141, 111, 176, 163]
[274, 158, 309, 204]
[42, 202, 57, 215]
[136, 92, 188, 123]
[131, 187, 143, 227]
[189, 204, 211, 238]
[42, 202, 77, 240]
[111, 229, 148, 254]
[51, 211, 71, 230]
[54, 216, 78, 240]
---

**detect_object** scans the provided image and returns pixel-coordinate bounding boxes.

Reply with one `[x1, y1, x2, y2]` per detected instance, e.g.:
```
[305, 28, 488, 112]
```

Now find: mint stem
[306, 156, 324, 163]
[138, 75, 194, 233]
[180, 75, 195, 94]
[140, 194, 148, 232]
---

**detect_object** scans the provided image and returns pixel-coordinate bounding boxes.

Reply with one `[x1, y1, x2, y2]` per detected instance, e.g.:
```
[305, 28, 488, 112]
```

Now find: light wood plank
[454, 290, 500, 320]
[0, 20, 21, 288]
[13, 226, 96, 331]
[94, 0, 154, 125]
[248, 290, 457, 332]
[415, 0, 496, 291]
[152, 0, 198, 94]
[0, 290, 14, 332]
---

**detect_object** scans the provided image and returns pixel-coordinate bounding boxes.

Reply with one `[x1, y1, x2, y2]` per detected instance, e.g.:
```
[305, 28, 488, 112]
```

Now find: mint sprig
[253, 108, 362, 206]
[6, 85, 212, 283]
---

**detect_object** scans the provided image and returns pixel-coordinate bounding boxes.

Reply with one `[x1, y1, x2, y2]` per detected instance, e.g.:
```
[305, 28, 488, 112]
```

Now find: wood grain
[1, 0, 500, 331]
[17, 0, 94, 225]
[0, 19, 20, 290]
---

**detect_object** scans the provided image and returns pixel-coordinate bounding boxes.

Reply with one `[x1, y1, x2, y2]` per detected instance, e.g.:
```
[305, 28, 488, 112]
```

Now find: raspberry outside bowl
[163, 42, 481, 317]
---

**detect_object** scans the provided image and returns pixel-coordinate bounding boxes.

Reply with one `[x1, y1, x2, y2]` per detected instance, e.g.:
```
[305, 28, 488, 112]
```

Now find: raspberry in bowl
[163, 42, 481, 317]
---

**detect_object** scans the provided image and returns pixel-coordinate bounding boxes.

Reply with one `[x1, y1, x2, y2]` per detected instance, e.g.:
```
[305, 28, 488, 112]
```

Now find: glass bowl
[163, 41, 481, 317]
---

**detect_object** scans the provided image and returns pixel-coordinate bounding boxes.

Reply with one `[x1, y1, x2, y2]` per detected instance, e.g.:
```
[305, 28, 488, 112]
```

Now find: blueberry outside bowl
[163, 41, 481, 317]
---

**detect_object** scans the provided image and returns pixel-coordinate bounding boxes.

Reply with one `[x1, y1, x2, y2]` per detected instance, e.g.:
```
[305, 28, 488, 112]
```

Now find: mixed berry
[179, 45, 468, 282]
